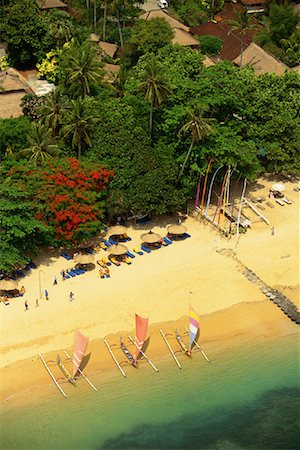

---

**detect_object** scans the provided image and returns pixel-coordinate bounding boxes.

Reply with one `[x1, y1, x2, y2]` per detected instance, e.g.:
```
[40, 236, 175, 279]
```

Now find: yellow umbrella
[0, 279, 19, 291]
[108, 244, 128, 255]
[140, 232, 162, 243]
[167, 224, 187, 235]
[74, 254, 95, 265]
[108, 225, 128, 236]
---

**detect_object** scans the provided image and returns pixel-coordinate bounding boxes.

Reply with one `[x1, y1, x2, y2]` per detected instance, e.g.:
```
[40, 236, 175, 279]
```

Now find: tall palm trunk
[78, 135, 82, 159]
[180, 139, 194, 177]
[116, 10, 124, 48]
[93, 0, 97, 32]
[86, 0, 89, 9]
[103, 1, 107, 40]
[149, 99, 154, 136]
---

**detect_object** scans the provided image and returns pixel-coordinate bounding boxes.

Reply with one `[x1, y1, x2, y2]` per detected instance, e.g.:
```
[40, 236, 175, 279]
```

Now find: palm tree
[21, 123, 60, 167]
[41, 90, 66, 137]
[138, 59, 172, 135]
[225, 10, 259, 65]
[48, 11, 75, 47]
[61, 42, 104, 97]
[111, 65, 129, 98]
[179, 105, 215, 177]
[110, 0, 125, 48]
[61, 97, 98, 158]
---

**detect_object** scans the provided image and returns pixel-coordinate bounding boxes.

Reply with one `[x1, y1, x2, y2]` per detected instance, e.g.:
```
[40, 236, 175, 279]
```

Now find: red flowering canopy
[34, 158, 113, 244]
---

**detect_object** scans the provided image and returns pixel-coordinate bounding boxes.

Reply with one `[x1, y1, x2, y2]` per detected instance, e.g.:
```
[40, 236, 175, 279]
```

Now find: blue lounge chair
[126, 236, 132, 241]
[85, 248, 94, 254]
[68, 270, 76, 277]
[163, 237, 173, 245]
[104, 240, 112, 247]
[185, 233, 191, 238]
[65, 274, 70, 279]
[103, 225, 109, 232]
[126, 251, 135, 259]
[73, 269, 82, 275]
[141, 244, 151, 254]
[17, 269, 25, 278]
[61, 252, 72, 260]
[25, 264, 31, 271]
[29, 260, 37, 269]
[109, 237, 117, 245]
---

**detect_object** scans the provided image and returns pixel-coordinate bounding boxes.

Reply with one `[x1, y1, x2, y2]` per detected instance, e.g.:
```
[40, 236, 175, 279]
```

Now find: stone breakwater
[217, 248, 300, 325]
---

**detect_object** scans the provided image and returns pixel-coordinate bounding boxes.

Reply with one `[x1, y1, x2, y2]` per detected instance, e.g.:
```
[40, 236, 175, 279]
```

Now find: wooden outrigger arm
[127, 335, 159, 372]
[38, 353, 67, 398]
[63, 351, 97, 391]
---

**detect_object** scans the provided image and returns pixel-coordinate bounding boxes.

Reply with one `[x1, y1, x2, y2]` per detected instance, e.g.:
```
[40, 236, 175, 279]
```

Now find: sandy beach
[0, 177, 299, 401]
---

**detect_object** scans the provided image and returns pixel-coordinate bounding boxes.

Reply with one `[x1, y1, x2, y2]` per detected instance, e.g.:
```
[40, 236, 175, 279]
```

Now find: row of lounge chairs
[65, 268, 86, 279]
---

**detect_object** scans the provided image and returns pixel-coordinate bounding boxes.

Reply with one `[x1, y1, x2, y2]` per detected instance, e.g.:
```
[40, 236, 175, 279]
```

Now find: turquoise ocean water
[1, 333, 299, 450]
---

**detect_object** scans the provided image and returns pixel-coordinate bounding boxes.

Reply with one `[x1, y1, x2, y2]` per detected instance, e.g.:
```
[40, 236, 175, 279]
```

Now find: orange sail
[72, 330, 89, 377]
[135, 314, 149, 360]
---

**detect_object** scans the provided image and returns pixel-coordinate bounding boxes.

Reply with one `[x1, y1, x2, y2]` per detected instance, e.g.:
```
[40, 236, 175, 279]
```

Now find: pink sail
[72, 330, 89, 377]
[135, 314, 149, 359]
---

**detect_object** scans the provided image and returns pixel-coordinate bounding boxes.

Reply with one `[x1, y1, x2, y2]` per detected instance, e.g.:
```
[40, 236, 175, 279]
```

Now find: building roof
[103, 63, 120, 83]
[0, 68, 33, 93]
[140, 10, 189, 32]
[203, 55, 216, 67]
[233, 42, 289, 76]
[172, 28, 199, 47]
[36, 0, 67, 9]
[98, 41, 118, 58]
[0, 92, 26, 119]
[241, 0, 266, 5]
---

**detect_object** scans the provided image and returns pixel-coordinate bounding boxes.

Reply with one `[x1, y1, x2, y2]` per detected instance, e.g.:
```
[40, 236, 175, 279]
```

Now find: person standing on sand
[45, 289, 49, 301]
[53, 275, 57, 285]
[35, 298, 39, 307]
[25, 300, 29, 311]
[69, 291, 74, 302]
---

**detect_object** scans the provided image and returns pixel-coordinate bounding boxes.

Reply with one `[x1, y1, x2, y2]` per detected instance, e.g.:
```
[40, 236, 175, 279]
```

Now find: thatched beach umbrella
[167, 224, 187, 235]
[271, 183, 285, 192]
[0, 279, 19, 291]
[108, 225, 128, 236]
[108, 244, 128, 255]
[141, 231, 162, 244]
[74, 254, 95, 265]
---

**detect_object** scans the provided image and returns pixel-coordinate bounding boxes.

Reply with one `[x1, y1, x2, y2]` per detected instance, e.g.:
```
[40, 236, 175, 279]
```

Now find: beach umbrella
[0, 279, 19, 291]
[140, 232, 162, 244]
[167, 224, 187, 235]
[74, 254, 95, 265]
[108, 244, 128, 255]
[108, 225, 128, 236]
[271, 183, 285, 192]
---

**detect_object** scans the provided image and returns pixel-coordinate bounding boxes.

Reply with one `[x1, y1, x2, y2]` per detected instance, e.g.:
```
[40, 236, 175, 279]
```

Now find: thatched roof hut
[233, 43, 289, 76]
[98, 41, 118, 58]
[36, 0, 67, 9]
[103, 64, 120, 83]
[172, 28, 199, 47]
[0, 68, 33, 119]
[140, 10, 189, 33]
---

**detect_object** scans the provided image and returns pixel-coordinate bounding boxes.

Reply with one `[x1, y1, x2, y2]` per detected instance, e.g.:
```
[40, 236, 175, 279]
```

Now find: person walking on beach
[69, 291, 74, 302]
[53, 275, 57, 285]
[45, 289, 49, 301]
[271, 226, 275, 236]
[25, 300, 29, 311]
[35, 298, 39, 307]
[61, 270, 66, 281]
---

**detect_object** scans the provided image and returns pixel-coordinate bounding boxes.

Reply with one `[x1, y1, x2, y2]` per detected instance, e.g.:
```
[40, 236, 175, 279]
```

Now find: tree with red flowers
[33, 158, 113, 245]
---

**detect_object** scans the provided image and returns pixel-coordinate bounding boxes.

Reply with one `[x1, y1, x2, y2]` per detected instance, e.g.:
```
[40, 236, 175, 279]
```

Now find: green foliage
[0, 181, 47, 274]
[0, 117, 32, 158]
[280, 31, 300, 66]
[20, 122, 60, 166]
[60, 41, 104, 97]
[174, 0, 208, 27]
[269, 4, 299, 46]
[198, 35, 223, 55]
[47, 10, 76, 47]
[88, 100, 184, 215]
[130, 19, 174, 55]
[0, 55, 9, 70]
[0, 0, 52, 67]
[21, 94, 46, 121]
[36, 47, 64, 84]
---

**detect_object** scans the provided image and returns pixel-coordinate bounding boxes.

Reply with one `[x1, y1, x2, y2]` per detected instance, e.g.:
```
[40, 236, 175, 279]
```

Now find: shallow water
[1, 333, 299, 450]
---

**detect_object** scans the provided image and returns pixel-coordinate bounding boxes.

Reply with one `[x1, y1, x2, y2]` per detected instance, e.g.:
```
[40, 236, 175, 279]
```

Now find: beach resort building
[0, 68, 34, 119]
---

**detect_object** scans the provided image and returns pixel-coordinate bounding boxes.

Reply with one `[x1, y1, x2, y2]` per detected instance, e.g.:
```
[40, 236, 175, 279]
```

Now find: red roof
[241, 0, 266, 5]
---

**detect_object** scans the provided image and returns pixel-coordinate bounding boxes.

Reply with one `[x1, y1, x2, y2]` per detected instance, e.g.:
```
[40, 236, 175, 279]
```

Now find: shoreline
[1, 300, 298, 404]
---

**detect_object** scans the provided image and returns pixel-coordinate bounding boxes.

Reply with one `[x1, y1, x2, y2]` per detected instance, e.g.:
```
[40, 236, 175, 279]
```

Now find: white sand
[1, 177, 299, 369]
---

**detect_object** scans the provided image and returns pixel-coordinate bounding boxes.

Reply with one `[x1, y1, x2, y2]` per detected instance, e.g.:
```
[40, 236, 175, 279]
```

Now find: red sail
[135, 314, 149, 359]
[72, 330, 89, 377]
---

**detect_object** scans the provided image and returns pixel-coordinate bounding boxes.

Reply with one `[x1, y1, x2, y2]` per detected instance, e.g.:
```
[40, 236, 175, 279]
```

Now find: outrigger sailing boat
[57, 330, 89, 384]
[176, 305, 200, 357]
[120, 314, 149, 367]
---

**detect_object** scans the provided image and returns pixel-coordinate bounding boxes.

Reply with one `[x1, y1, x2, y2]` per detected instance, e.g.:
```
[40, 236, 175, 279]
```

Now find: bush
[198, 35, 223, 55]
[0, 117, 32, 158]
[176, 0, 208, 27]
